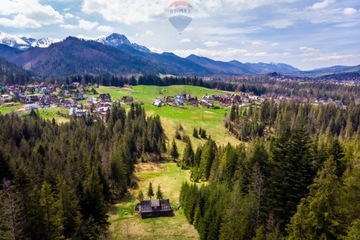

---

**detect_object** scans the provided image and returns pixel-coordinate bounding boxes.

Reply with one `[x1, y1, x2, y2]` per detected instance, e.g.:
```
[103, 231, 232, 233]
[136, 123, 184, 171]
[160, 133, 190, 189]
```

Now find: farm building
[139, 199, 173, 218]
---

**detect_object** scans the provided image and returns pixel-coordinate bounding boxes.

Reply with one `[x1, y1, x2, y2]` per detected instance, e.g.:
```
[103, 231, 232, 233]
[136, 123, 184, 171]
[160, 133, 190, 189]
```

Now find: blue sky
[1, 0, 359, 70]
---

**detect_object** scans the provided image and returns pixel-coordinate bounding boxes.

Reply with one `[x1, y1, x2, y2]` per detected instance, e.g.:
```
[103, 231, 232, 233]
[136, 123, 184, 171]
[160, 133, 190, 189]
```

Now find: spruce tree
[137, 191, 144, 202]
[170, 139, 179, 160]
[287, 157, 344, 239]
[182, 139, 194, 169]
[156, 185, 163, 199]
[147, 182, 154, 199]
[193, 128, 199, 138]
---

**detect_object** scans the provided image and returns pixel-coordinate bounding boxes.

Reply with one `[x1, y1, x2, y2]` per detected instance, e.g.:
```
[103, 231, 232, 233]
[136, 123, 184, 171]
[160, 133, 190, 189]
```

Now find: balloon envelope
[168, 1, 193, 33]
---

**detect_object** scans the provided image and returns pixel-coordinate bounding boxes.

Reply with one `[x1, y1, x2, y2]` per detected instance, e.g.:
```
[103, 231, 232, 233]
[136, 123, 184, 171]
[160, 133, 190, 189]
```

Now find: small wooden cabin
[139, 199, 173, 218]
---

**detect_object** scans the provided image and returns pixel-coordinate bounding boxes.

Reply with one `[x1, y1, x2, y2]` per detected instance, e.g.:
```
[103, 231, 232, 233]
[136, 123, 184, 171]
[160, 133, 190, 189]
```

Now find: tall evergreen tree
[287, 157, 344, 239]
[156, 185, 163, 199]
[170, 139, 179, 161]
[182, 139, 194, 169]
[147, 182, 154, 199]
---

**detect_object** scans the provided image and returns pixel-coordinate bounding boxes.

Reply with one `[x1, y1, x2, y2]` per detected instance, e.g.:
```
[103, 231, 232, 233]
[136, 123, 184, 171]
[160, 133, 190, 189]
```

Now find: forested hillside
[180, 100, 360, 239]
[0, 104, 166, 239]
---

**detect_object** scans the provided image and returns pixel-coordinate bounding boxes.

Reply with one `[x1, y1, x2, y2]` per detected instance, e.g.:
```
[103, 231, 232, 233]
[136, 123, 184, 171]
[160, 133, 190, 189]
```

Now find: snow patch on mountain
[96, 33, 150, 53]
[0, 32, 60, 50]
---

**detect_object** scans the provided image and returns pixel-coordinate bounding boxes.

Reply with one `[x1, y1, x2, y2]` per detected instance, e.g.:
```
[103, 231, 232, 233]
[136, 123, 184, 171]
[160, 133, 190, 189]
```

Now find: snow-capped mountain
[96, 33, 150, 53]
[0, 32, 29, 50]
[0, 32, 60, 50]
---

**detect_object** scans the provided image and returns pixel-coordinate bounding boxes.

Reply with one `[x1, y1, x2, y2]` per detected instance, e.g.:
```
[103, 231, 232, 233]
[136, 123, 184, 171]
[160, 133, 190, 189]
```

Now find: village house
[139, 199, 173, 218]
[99, 93, 111, 102]
[69, 107, 89, 118]
[21, 95, 40, 104]
[121, 96, 134, 103]
[153, 98, 163, 107]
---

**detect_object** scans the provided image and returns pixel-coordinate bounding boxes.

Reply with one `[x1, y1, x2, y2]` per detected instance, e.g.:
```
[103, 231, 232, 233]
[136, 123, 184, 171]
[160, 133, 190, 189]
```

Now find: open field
[108, 163, 199, 240]
[96, 85, 240, 148]
[0, 103, 22, 115]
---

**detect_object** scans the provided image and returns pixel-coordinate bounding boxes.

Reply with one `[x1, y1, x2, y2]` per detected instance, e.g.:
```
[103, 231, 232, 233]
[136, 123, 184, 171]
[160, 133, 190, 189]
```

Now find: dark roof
[139, 199, 173, 218]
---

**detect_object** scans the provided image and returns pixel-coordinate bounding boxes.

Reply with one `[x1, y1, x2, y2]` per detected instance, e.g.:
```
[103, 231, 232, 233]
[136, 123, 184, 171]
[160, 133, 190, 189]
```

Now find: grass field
[108, 163, 199, 240]
[0, 103, 22, 115]
[96, 85, 240, 149]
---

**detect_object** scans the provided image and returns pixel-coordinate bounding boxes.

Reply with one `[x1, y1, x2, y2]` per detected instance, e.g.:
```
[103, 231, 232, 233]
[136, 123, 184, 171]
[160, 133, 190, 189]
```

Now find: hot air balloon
[168, 1, 193, 34]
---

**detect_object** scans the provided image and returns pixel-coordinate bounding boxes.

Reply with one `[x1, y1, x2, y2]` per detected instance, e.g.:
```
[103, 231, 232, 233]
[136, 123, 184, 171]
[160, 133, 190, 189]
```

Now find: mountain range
[0, 32, 359, 78]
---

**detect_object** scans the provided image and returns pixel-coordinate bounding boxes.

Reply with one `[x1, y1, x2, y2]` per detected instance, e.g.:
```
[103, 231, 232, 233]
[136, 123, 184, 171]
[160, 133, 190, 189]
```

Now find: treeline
[0, 104, 166, 239]
[0, 57, 31, 85]
[227, 100, 360, 142]
[180, 101, 360, 239]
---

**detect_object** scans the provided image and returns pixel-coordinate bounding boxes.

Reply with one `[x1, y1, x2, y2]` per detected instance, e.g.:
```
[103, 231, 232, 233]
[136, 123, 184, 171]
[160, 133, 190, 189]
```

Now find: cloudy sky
[1, 0, 359, 70]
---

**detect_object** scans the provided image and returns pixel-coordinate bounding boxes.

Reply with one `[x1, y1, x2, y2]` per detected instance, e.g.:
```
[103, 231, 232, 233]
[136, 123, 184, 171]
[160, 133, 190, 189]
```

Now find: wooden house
[139, 199, 173, 218]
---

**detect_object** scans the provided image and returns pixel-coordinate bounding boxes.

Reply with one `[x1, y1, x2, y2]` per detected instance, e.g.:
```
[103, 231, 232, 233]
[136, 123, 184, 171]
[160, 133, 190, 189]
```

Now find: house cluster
[152, 94, 198, 107]
[152, 92, 262, 108]
[0, 83, 119, 119]
[70, 93, 114, 118]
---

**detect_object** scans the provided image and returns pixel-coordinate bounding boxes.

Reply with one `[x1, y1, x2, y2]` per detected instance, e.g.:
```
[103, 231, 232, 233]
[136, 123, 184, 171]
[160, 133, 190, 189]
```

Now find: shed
[139, 199, 173, 218]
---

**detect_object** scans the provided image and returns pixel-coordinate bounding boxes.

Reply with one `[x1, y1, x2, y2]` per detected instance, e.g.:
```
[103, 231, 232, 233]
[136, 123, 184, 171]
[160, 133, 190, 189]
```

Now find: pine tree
[137, 191, 144, 202]
[170, 139, 179, 160]
[39, 181, 64, 240]
[156, 185, 163, 199]
[193, 128, 199, 138]
[287, 157, 344, 239]
[200, 128, 207, 139]
[56, 177, 82, 239]
[182, 139, 194, 169]
[147, 182, 154, 199]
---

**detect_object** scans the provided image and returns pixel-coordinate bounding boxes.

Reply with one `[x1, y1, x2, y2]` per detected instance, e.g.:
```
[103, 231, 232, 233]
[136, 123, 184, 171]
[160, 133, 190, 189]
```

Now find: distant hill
[297, 65, 360, 77]
[0, 57, 30, 84]
[0, 32, 359, 78]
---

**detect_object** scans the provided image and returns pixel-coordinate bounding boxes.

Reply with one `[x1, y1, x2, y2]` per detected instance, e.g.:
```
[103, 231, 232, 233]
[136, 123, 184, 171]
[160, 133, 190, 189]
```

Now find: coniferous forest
[0, 104, 166, 239]
[1, 79, 360, 239]
[180, 100, 360, 240]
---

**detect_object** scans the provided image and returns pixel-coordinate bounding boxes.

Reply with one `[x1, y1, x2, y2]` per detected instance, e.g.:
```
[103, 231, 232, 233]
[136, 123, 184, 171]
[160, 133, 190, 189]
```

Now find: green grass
[19, 107, 70, 123]
[0, 103, 22, 115]
[109, 163, 199, 240]
[96, 85, 240, 148]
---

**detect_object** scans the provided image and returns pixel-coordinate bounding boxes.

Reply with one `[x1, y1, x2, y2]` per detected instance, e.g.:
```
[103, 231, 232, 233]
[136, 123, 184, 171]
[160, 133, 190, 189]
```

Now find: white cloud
[299, 46, 319, 53]
[303, 53, 354, 62]
[180, 39, 192, 43]
[0, 14, 41, 28]
[96, 25, 114, 32]
[266, 19, 294, 29]
[343, 8, 358, 15]
[79, 19, 99, 30]
[0, 0, 63, 28]
[61, 19, 99, 30]
[203, 41, 223, 47]
[81, 0, 300, 24]
[173, 47, 289, 61]
[136, 30, 155, 37]
[251, 41, 263, 46]
[307, 0, 334, 10]
[64, 13, 74, 19]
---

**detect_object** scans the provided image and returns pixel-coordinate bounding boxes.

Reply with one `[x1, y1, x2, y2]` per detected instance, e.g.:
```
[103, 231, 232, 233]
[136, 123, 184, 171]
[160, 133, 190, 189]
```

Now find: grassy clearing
[109, 163, 199, 240]
[0, 103, 22, 115]
[97, 85, 240, 149]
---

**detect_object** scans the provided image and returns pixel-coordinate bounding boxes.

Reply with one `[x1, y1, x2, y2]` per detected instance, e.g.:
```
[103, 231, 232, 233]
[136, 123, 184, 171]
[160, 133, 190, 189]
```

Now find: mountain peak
[0, 32, 60, 50]
[96, 33, 150, 53]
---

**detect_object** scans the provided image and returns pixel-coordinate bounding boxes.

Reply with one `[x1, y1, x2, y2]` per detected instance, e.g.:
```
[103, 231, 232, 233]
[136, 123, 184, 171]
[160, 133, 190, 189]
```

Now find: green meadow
[96, 85, 240, 149]
[109, 163, 200, 240]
